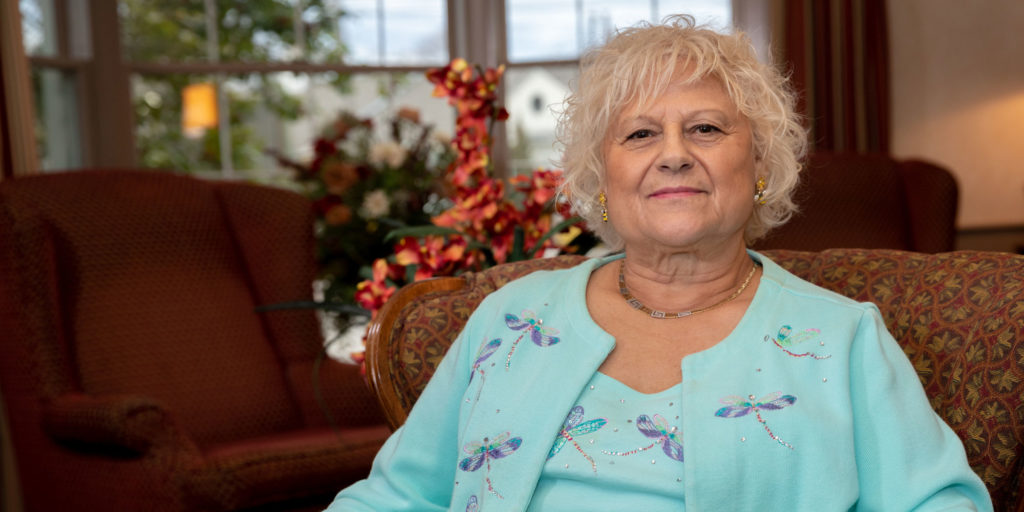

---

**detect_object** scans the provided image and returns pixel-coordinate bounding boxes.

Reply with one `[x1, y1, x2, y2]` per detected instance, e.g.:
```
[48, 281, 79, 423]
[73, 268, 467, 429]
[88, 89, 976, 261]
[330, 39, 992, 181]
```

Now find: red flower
[350, 349, 366, 370]
[314, 138, 337, 156]
[427, 58, 472, 100]
[312, 194, 342, 217]
[434, 179, 504, 232]
[512, 169, 562, 214]
[421, 59, 583, 264]
[354, 259, 397, 315]
[394, 235, 468, 280]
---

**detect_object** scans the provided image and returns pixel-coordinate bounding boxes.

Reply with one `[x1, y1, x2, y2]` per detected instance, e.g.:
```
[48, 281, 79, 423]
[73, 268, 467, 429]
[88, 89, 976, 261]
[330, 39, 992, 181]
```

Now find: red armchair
[752, 152, 959, 253]
[0, 170, 389, 511]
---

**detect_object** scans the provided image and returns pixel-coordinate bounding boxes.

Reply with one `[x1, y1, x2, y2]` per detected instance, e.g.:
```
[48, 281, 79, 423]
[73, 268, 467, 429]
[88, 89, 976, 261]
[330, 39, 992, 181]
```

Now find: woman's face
[601, 72, 758, 254]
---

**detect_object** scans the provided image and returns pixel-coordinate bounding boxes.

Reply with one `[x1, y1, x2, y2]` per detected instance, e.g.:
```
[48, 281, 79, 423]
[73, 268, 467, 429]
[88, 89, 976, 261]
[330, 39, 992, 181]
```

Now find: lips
[648, 186, 704, 198]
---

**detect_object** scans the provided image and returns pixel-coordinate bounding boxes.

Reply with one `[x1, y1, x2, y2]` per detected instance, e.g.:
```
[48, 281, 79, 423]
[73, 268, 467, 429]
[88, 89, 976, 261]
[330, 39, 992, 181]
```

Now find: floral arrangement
[275, 59, 596, 366]
[352, 59, 596, 337]
[273, 107, 455, 314]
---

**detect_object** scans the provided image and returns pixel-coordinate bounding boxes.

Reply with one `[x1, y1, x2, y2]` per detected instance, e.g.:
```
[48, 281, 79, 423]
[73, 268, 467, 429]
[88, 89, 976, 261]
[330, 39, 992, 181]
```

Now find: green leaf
[384, 225, 465, 242]
[508, 225, 525, 261]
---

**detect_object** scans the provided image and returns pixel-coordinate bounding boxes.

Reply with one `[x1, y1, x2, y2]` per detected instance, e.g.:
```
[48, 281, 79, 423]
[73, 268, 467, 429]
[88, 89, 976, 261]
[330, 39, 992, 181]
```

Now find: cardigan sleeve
[849, 305, 993, 511]
[325, 306, 482, 511]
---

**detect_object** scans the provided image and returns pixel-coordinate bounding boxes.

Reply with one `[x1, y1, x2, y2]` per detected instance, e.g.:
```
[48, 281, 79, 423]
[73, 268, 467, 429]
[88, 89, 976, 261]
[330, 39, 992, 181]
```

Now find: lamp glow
[182, 82, 218, 138]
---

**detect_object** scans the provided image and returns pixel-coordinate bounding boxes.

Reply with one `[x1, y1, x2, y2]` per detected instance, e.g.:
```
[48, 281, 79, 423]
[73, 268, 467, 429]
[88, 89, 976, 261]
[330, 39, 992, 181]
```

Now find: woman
[328, 16, 991, 511]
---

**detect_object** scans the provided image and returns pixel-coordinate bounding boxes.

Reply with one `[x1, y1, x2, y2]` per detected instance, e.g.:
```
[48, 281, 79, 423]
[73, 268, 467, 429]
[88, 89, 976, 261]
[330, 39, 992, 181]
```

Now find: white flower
[361, 189, 391, 219]
[324, 318, 368, 365]
[369, 141, 407, 168]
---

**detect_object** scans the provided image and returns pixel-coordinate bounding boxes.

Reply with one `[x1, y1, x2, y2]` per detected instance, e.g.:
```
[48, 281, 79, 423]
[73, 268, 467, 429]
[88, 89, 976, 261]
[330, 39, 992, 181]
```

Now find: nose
[656, 132, 693, 173]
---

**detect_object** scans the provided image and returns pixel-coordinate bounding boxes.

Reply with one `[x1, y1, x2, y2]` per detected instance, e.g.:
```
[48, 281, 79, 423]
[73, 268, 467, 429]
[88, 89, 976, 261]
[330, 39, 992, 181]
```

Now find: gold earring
[599, 192, 608, 223]
[754, 177, 767, 205]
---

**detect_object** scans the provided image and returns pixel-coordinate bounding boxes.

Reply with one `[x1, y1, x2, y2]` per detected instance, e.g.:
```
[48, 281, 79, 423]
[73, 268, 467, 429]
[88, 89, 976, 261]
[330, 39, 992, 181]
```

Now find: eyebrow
[623, 108, 732, 123]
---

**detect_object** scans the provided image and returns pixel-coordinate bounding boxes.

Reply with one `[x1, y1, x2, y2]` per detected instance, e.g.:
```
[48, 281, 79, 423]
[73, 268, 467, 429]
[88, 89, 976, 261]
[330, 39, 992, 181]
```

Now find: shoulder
[755, 251, 875, 313]
[463, 256, 611, 344]
[478, 256, 607, 307]
[751, 251, 884, 336]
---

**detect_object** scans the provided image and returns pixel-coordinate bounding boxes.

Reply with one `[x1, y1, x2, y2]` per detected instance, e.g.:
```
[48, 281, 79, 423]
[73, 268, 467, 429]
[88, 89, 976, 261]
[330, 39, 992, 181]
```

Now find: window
[17, 0, 735, 181]
[503, 0, 732, 174]
[20, 0, 90, 170]
[506, 0, 731, 62]
[339, 0, 448, 65]
[119, 0, 452, 183]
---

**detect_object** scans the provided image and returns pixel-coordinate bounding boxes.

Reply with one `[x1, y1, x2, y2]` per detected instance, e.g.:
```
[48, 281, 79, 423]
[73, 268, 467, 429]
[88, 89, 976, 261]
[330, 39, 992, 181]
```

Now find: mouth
[648, 186, 704, 199]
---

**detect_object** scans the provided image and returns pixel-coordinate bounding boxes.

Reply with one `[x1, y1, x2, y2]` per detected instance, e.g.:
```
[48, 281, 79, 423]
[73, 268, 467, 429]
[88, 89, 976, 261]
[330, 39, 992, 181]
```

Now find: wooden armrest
[366, 276, 466, 430]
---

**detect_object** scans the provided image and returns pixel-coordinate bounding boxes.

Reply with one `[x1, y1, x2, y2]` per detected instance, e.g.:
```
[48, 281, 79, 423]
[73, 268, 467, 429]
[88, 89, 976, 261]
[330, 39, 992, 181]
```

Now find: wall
[888, 0, 1024, 233]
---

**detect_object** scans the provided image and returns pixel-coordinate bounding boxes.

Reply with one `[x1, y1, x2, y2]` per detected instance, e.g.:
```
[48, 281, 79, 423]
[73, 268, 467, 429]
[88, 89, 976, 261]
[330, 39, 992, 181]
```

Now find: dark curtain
[783, 0, 890, 153]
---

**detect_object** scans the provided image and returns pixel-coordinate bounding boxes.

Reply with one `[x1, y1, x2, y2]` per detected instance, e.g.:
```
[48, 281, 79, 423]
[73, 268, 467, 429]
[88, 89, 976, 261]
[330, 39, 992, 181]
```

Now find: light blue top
[327, 252, 993, 511]
[528, 372, 685, 511]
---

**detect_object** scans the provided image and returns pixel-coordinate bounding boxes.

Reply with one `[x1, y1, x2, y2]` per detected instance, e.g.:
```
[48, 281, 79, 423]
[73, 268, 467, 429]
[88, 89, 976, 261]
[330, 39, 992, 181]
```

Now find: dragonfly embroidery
[504, 310, 560, 369]
[715, 392, 797, 449]
[603, 414, 684, 462]
[465, 495, 478, 512]
[469, 339, 501, 401]
[459, 432, 523, 499]
[547, 405, 607, 473]
[764, 325, 831, 359]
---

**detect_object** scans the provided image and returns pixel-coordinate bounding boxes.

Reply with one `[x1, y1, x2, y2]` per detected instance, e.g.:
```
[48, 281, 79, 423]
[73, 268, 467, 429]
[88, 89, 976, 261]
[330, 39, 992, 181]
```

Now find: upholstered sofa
[365, 250, 1024, 510]
[0, 170, 389, 511]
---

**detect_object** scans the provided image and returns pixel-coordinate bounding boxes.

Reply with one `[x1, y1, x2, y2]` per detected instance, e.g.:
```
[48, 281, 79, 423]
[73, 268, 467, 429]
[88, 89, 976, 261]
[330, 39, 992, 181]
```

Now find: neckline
[564, 250, 773, 370]
[593, 371, 682, 398]
[617, 258, 760, 319]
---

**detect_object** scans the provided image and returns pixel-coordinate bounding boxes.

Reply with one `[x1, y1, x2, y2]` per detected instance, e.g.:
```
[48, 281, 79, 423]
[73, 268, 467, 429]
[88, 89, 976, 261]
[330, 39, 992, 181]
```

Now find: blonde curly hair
[557, 15, 807, 250]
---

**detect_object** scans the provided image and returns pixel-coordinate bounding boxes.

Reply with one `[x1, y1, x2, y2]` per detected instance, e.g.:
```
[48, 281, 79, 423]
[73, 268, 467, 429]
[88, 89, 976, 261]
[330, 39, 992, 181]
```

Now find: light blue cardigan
[328, 252, 992, 511]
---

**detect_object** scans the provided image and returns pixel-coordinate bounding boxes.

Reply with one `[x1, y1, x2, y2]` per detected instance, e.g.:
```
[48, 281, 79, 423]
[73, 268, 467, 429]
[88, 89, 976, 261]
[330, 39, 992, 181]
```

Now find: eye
[693, 124, 722, 134]
[625, 129, 655, 140]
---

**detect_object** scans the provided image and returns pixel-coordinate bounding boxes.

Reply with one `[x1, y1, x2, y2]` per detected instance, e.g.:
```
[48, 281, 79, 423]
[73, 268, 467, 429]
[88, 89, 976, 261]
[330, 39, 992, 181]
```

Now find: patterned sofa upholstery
[365, 249, 1024, 510]
[0, 170, 389, 511]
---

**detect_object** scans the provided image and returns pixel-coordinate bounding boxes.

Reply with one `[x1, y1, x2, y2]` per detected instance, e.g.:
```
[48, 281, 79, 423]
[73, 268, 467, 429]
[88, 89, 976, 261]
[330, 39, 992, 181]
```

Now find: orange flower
[434, 179, 505, 234]
[427, 58, 471, 99]
[397, 107, 421, 124]
[513, 168, 563, 217]
[349, 349, 367, 376]
[324, 204, 353, 225]
[449, 154, 489, 187]
[420, 58, 584, 267]
[428, 59, 507, 122]
[321, 159, 359, 195]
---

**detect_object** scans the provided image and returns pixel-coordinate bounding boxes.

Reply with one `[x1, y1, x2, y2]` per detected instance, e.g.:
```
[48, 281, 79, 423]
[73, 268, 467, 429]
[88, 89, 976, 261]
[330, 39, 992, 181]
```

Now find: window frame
[17, 0, 747, 178]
